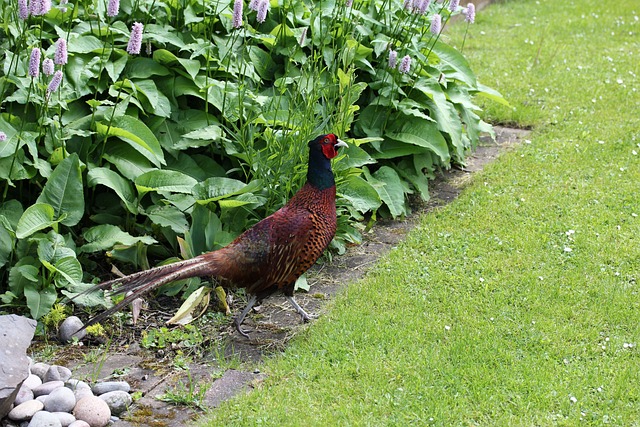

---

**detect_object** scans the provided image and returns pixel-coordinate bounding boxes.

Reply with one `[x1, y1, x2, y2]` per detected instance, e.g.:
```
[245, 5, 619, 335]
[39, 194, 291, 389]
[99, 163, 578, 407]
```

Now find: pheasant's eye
[323, 138, 330, 144]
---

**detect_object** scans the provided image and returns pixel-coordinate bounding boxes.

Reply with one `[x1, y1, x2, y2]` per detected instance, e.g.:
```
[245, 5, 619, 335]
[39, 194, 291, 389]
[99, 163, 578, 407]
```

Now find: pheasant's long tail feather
[76, 256, 216, 330]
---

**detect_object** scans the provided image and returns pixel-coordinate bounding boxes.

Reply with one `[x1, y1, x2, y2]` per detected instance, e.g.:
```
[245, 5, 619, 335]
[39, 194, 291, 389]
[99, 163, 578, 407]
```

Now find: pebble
[15, 384, 35, 405]
[73, 396, 111, 427]
[44, 366, 73, 383]
[28, 411, 62, 427]
[2, 360, 133, 427]
[98, 390, 132, 415]
[58, 316, 87, 343]
[44, 387, 76, 413]
[24, 374, 44, 389]
[31, 362, 51, 380]
[32, 381, 64, 397]
[51, 411, 76, 427]
[7, 400, 44, 421]
[91, 381, 130, 395]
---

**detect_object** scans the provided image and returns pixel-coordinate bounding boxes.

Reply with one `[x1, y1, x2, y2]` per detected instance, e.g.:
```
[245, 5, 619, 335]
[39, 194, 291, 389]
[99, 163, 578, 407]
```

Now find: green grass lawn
[198, 0, 640, 425]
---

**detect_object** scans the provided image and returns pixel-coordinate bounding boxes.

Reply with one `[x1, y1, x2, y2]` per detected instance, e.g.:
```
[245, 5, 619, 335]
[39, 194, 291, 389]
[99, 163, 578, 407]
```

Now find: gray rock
[23, 374, 43, 390]
[14, 384, 35, 405]
[32, 381, 64, 397]
[43, 366, 72, 383]
[51, 412, 76, 427]
[65, 380, 90, 391]
[98, 390, 131, 415]
[30, 363, 51, 380]
[68, 421, 91, 427]
[72, 387, 93, 402]
[7, 400, 44, 421]
[0, 315, 37, 418]
[73, 396, 111, 427]
[90, 381, 130, 395]
[58, 317, 86, 343]
[27, 411, 62, 427]
[36, 396, 48, 404]
[44, 387, 76, 412]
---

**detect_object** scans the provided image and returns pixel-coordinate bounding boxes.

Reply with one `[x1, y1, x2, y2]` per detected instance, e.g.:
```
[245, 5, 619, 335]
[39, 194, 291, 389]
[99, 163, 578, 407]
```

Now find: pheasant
[77, 134, 347, 337]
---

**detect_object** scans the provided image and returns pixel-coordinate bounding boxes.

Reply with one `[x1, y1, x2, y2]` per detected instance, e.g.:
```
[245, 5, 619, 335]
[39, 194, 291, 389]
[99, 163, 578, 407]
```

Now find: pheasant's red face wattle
[320, 134, 348, 159]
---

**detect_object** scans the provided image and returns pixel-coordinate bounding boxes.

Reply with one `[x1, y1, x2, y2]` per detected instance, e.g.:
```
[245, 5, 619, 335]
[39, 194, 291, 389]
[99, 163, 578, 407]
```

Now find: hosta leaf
[146, 205, 189, 234]
[193, 178, 261, 204]
[135, 170, 198, 196]
[87, 167, 138, 214]
[16, 203, 61, 239]
[36, 153, 85, 226]
[338, 175, 381, 214]
[79, 224, 157, 253]
[367, 166, 408, 218]
[431, 41, 477, 88]
[386, 116, 450, 164]
[24, 283, 57, 319]
[96, 116, 166, 167]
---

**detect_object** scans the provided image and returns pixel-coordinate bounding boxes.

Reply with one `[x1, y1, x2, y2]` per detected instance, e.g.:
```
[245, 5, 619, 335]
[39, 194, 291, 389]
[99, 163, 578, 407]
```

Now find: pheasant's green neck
[307, 148, 335, 191]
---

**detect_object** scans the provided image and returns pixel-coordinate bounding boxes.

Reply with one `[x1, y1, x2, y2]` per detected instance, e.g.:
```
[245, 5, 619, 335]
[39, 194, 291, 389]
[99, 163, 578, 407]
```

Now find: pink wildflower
[449, 0, 459, 12]
[0, 132, 6, 142]
[464, 3, 475, 23]
[232, 0, 243, 28]
[47, 70, 63, 96]
[42, 58, 54, 75]
[18, 0, 29, 19]
[388, 49, 398, 69]
[127, 22, 144, 54]
[107, 0, 119, 17]
[399, 55, 411, 74]
[54, 38, 67, 65]
[430, 13, 442, 35]
[256, 0, 269, 23]
[29, 48, 41, 78]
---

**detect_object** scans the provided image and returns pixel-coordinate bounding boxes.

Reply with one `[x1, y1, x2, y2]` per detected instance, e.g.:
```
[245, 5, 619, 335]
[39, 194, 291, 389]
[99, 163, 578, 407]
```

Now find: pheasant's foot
[286, 296, 317, 323]
[234, 294, 258, 339]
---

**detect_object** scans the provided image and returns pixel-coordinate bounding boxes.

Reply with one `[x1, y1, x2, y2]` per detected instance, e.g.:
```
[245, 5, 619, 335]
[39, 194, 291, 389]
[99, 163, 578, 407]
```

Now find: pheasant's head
[309, 134, 348, 160]
[306, 134, 348, 190]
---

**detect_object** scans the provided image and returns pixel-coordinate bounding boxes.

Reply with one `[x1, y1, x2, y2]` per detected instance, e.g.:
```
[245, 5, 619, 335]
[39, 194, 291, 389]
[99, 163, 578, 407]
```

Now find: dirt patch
[48, 126, 529, 426]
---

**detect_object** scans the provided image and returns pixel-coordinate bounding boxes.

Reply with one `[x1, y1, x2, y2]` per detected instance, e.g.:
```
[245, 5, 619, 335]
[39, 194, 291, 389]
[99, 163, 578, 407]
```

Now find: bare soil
[53, 127, 529, 427]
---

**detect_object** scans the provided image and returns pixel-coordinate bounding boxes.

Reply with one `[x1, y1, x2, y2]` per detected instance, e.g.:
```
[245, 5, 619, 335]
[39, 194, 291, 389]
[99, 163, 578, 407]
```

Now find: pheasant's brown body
[78, 134, 347, 337]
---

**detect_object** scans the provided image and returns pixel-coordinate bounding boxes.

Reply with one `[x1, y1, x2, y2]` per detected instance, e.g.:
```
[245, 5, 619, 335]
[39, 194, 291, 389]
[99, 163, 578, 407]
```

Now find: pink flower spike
[18, 0, 29, 19]
[107, 0, 120, 17]
[399, 55, 411, 74]
[59, 0, 67, 13]
[430, 13, 442, 35]
[249, 0, 258, 11]
[47, 70, 63, 96]
[54, 38, 68, 65]
[388, 49, 398, 69]
[346, 0, 353, 6]
[418, 0, 431, 14]
[0, 132, 7, 142]
[232, 0, 243, 29]
[127, 22, 144, 54]
[465, 3, 475, 23]
[31, 0, 51, 16]
[29, 48, 41, 78]
[42, 58, 54, 76]
[449, 0, 459, 12]
[256, 0, 269, 23]
[403, 0, 413, 11]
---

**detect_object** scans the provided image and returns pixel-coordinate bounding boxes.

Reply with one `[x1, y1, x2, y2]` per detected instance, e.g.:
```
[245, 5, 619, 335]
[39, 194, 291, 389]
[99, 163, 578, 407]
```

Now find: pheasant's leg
[234, 294, 258, 338]
[286, 296, 317, 323]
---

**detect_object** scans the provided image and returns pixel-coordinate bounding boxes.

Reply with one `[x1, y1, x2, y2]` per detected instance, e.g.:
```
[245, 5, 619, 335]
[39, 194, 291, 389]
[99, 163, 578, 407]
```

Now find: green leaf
[386, 117, 450, 164]
[87, 167, 138, 214]
[103, 141, 156, 181]
[16, 203, 60, 239]
[135, 170, 198, 196]
[431, 41, 477, 88]
[338, 175, 381, 214]
[36, 153, 85, 226]
[24, 283, 57, 319]
[96, 116, 166, 167]
[368, 166, 408, 218]
[146, 205, 189, 234]
[474, 82, 511, 107]
[79, 224, 157, 253]
[8, 261, 39, 297]
[192, 178, 260, 204]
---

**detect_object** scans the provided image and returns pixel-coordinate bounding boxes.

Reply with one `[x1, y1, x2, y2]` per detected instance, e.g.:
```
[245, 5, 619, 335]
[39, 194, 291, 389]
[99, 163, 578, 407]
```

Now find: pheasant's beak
[335, 139, 348, 149]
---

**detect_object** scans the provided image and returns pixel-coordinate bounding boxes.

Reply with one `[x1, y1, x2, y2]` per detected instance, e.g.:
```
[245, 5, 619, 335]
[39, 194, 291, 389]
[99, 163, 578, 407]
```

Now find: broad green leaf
[127, 57, 172, 79]
[193, 178, 260, 204]
[368, 166, 408, 218]
[79, 224, 157, 253]
[53, 256, 83, 287]
[338, 175, 381, 214]
[474, 82, 511, 107]
[0, 199, 23, 230]
[24, 283, 57, 319]
[0, 226, 12, 268]
[386, 118, 450, 163]
[431, 41, 477, 88]
[146, 205, 189, 234]
[16, 203, 59, 239]
[333, 144, 376, 171]
[87, 167, 138, 214]
[136, 170, 198, 196]
[8, 262, 39, 297]
[103, 141, 156, 181]
[133, 79, 172, 118]
[36, 153, 85, 226]
[96, 116, 166, 167]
